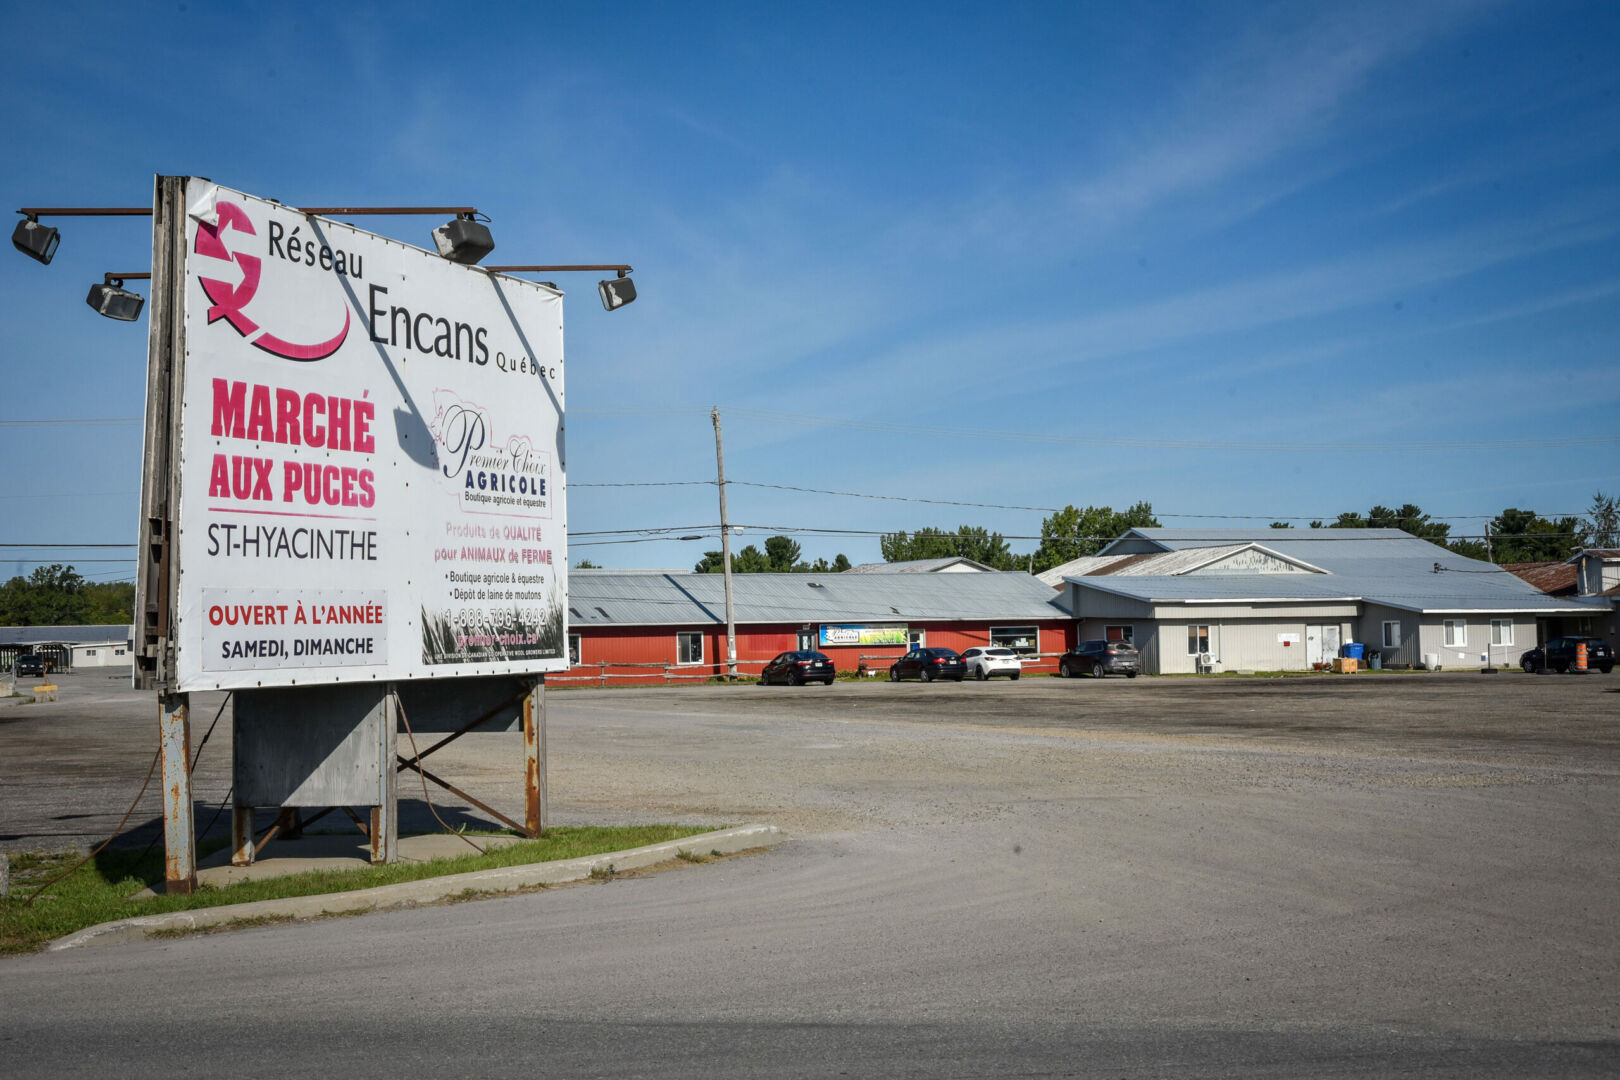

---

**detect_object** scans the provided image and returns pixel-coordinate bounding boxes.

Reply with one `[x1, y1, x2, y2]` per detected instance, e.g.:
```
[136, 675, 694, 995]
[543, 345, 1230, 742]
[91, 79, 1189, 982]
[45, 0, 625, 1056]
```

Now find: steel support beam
[159, 693, 195, 894]
[524, 677, 547, 838]
[231, 803, 254, 867]
[371, 688, 398, 863]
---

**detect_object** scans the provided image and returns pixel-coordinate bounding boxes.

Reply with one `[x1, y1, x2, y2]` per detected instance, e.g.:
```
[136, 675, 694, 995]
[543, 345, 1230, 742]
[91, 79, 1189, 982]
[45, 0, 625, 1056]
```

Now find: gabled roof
[569, 570, 1070, 626]
[1035, 554, 1135, 588]
[1071, 529, 1602, 615]
[844, 557, 994, 574]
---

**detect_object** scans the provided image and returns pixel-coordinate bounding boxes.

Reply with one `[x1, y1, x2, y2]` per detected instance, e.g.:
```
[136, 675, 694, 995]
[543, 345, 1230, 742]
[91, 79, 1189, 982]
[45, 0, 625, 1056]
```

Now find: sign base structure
[212, 677, 547, 874]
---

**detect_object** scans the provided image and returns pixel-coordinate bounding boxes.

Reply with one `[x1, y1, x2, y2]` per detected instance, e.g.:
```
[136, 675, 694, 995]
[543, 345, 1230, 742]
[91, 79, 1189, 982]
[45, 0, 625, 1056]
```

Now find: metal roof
[843, 557, 994, 574]
[0, 625, 133, 647]
[1072, 530, 1604, 614]
[1034, 554, 1133, 588]
[568, 570, 1070, 626]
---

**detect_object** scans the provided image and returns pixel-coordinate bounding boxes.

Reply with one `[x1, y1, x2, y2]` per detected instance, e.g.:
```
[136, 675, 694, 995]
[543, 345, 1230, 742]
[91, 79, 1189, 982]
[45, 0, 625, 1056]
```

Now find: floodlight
[12, 216, 60, 264]
[598, 270, 636, 311]
[431, 215, 495, 265]
[86, 276, 145, 321]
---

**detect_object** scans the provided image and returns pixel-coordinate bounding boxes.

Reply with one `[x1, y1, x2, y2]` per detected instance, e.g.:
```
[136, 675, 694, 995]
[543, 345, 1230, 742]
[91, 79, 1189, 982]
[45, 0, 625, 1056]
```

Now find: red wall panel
[558, 620, 1072, 684]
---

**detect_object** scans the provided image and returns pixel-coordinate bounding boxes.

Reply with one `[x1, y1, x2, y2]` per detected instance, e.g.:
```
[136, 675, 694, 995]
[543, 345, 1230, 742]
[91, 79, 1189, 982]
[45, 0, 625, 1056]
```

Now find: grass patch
[0, 823, 713, 956]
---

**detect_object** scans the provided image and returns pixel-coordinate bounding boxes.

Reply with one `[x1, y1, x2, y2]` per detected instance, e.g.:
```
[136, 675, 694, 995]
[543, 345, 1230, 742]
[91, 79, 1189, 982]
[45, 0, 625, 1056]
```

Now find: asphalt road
[3, 670, 1619, 1077]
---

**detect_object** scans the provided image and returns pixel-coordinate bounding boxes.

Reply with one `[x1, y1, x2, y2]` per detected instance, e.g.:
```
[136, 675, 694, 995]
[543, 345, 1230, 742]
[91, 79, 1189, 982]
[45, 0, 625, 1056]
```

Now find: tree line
[0, 565, 135, 626]
[700, 490, 1618, 575]
[1272, 492, 1618, 563]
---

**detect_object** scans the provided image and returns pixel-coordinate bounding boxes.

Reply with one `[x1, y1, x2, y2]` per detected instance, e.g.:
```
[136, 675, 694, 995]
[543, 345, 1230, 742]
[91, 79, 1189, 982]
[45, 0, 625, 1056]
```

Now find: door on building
[1305, 625, 1341, 667]
[797, 629, 817, 651]
[907, 629, 926, 649]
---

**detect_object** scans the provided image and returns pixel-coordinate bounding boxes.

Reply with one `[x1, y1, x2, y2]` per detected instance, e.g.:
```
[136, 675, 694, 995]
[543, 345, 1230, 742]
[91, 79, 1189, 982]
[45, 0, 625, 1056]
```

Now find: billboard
[819, 624, 908, 647]
[160, 181, 567, 691]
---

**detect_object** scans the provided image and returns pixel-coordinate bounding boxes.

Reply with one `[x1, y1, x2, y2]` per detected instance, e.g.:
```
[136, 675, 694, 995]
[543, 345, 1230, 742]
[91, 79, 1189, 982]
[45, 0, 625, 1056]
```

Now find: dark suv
[889, 648, 966, 682]
[1520, 636, 1614, 674]
[14, 653, 46, 677]
[1058, 640, 1140, 678]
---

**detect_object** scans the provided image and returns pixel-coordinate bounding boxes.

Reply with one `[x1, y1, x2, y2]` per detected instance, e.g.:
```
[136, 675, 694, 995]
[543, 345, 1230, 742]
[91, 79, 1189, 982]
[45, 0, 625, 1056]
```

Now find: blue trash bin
[1343, 642, 1365, 661]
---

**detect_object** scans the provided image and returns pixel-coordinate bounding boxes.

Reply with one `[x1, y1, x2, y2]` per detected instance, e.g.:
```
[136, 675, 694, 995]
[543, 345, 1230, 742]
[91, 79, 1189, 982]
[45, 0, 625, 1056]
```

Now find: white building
[1062, 529, 1606, 675]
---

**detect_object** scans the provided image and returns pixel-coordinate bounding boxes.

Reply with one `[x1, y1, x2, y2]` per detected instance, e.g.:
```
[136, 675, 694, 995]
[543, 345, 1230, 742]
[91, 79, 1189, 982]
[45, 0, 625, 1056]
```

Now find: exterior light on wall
[12, 215, 60, 264]
[431, 214, 495, 265]
[598, 269, 636, 312]
[86, 273, 148, 322]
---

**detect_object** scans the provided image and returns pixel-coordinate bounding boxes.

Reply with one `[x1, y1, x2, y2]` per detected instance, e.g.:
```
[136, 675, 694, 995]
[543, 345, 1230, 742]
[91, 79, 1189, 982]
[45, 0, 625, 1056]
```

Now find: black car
[760, 650, 836, 685]
[14, 653, 46, 677]
[889, 647, 966, 682]
[1520, 636, 1614, 674]
[1058, 640, 1140, 678]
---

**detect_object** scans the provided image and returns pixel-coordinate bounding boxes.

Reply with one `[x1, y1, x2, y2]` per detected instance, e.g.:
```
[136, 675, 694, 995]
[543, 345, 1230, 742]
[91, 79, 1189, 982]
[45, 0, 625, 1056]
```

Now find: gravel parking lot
[3, 667, 1617, 850]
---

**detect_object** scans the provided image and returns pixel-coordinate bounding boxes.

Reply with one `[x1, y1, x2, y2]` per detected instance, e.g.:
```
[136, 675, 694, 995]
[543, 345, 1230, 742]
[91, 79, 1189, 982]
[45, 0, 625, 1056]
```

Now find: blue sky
[2, 0, 1617, 576]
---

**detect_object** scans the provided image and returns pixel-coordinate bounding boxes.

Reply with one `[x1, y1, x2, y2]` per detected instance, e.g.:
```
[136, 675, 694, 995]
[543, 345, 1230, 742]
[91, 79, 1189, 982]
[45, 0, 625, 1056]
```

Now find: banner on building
[819, 624, 908, 647]
[163, 181, 567, 691]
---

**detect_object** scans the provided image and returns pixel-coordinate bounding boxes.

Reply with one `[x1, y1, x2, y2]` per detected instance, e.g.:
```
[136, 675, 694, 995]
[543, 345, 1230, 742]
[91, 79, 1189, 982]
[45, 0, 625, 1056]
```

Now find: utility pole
[712, 407, 737, 679]
[1484, 521, 1493, 565]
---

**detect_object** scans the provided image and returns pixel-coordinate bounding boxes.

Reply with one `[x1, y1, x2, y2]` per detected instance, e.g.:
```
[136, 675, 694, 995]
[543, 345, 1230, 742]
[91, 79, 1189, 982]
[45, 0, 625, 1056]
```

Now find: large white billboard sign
[170, 181, 567, 690]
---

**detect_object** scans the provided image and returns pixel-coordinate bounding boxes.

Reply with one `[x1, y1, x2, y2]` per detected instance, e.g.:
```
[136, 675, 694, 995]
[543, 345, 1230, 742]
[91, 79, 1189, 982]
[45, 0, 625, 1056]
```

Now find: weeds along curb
[48, 824, 786, 952]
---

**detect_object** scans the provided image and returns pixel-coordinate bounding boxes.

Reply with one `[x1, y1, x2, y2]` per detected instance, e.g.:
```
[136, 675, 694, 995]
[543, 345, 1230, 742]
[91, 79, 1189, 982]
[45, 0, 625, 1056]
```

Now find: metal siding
[565, 620, 1068, 681]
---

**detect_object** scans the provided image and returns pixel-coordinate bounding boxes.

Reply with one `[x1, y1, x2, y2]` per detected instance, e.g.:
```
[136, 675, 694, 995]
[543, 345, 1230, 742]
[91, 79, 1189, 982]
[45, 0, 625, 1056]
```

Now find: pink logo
[195, 200, 350, 361]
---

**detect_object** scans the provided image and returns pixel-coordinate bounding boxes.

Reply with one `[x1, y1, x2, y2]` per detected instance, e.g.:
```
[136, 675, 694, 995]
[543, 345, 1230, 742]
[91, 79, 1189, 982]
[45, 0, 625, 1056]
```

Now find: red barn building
[560, 569, 1075, 685]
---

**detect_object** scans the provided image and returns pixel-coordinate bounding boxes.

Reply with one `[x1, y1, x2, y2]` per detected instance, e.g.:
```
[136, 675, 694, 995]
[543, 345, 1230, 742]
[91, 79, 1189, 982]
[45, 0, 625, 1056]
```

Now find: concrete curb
[48, 824, 786, 951]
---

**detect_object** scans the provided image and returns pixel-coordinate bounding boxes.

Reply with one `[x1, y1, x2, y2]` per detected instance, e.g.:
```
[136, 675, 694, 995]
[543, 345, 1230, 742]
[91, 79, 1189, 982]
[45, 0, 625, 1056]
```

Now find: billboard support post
[158, 693, 196, 894]
[523, 676, 546, 837]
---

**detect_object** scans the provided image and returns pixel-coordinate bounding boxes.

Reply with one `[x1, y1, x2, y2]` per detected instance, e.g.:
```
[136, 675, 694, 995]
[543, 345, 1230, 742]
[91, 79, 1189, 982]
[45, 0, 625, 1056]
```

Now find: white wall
[1414, 616, 1533, 670]
[71, 643, 132, 668]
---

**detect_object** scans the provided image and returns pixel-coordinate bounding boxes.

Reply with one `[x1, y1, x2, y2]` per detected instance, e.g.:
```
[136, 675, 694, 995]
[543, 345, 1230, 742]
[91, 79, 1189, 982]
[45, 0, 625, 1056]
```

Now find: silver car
[960, 646, 1022, 681]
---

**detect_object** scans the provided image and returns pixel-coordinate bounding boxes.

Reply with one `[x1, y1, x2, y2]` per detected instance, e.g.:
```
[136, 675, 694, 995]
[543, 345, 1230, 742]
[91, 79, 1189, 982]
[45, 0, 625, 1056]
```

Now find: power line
[569, 405, 1620, 453]
[568, 478, 1591, 521]
[0, 418, 141, 426]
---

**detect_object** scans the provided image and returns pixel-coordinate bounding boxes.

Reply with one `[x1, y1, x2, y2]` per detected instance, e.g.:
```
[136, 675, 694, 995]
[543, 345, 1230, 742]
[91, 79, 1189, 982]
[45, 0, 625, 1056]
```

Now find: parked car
[760, 650, 836, 685]
[889, 647, 966, 682]
[960, 646, 1022, 680]
[1058, 640, 1140, 678]
[1520, 636, 1614, 674]
[14, 653, 46, 677]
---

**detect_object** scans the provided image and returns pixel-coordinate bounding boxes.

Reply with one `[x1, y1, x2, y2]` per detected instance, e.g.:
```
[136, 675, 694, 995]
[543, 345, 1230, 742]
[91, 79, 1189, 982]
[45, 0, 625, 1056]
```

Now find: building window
[989, 625, 1039, 654]
[568, 634, 581, 666]
[1490, 620, 1514, 647]
[1383, 621, 1402, 649]
[1443, 620, 1466, 647]
[677, 632, 704, 666]
[85, 649, 96, 656]
[1187, 624, 1210, 655]
[1105, 625, 1134, 644]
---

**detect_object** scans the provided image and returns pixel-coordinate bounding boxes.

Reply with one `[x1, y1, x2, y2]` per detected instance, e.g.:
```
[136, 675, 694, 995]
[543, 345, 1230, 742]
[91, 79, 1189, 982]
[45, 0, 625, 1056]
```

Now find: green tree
[1584, 491, 1618, 549]
[880, 525, 1018, 569]
[1030, 502, 1159, 572]
[764, 535, 802, 572]
[84, 581, 135, 623]
[694, 537, 846, 573]
[0, 564, 92, 626]
[1324, 503, 1473, 555]
[573, 559, 601, 569]
[1488, 508, 1584, 563]
[833, 553, 852, 572]
[1269, 522, 1293, 529]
